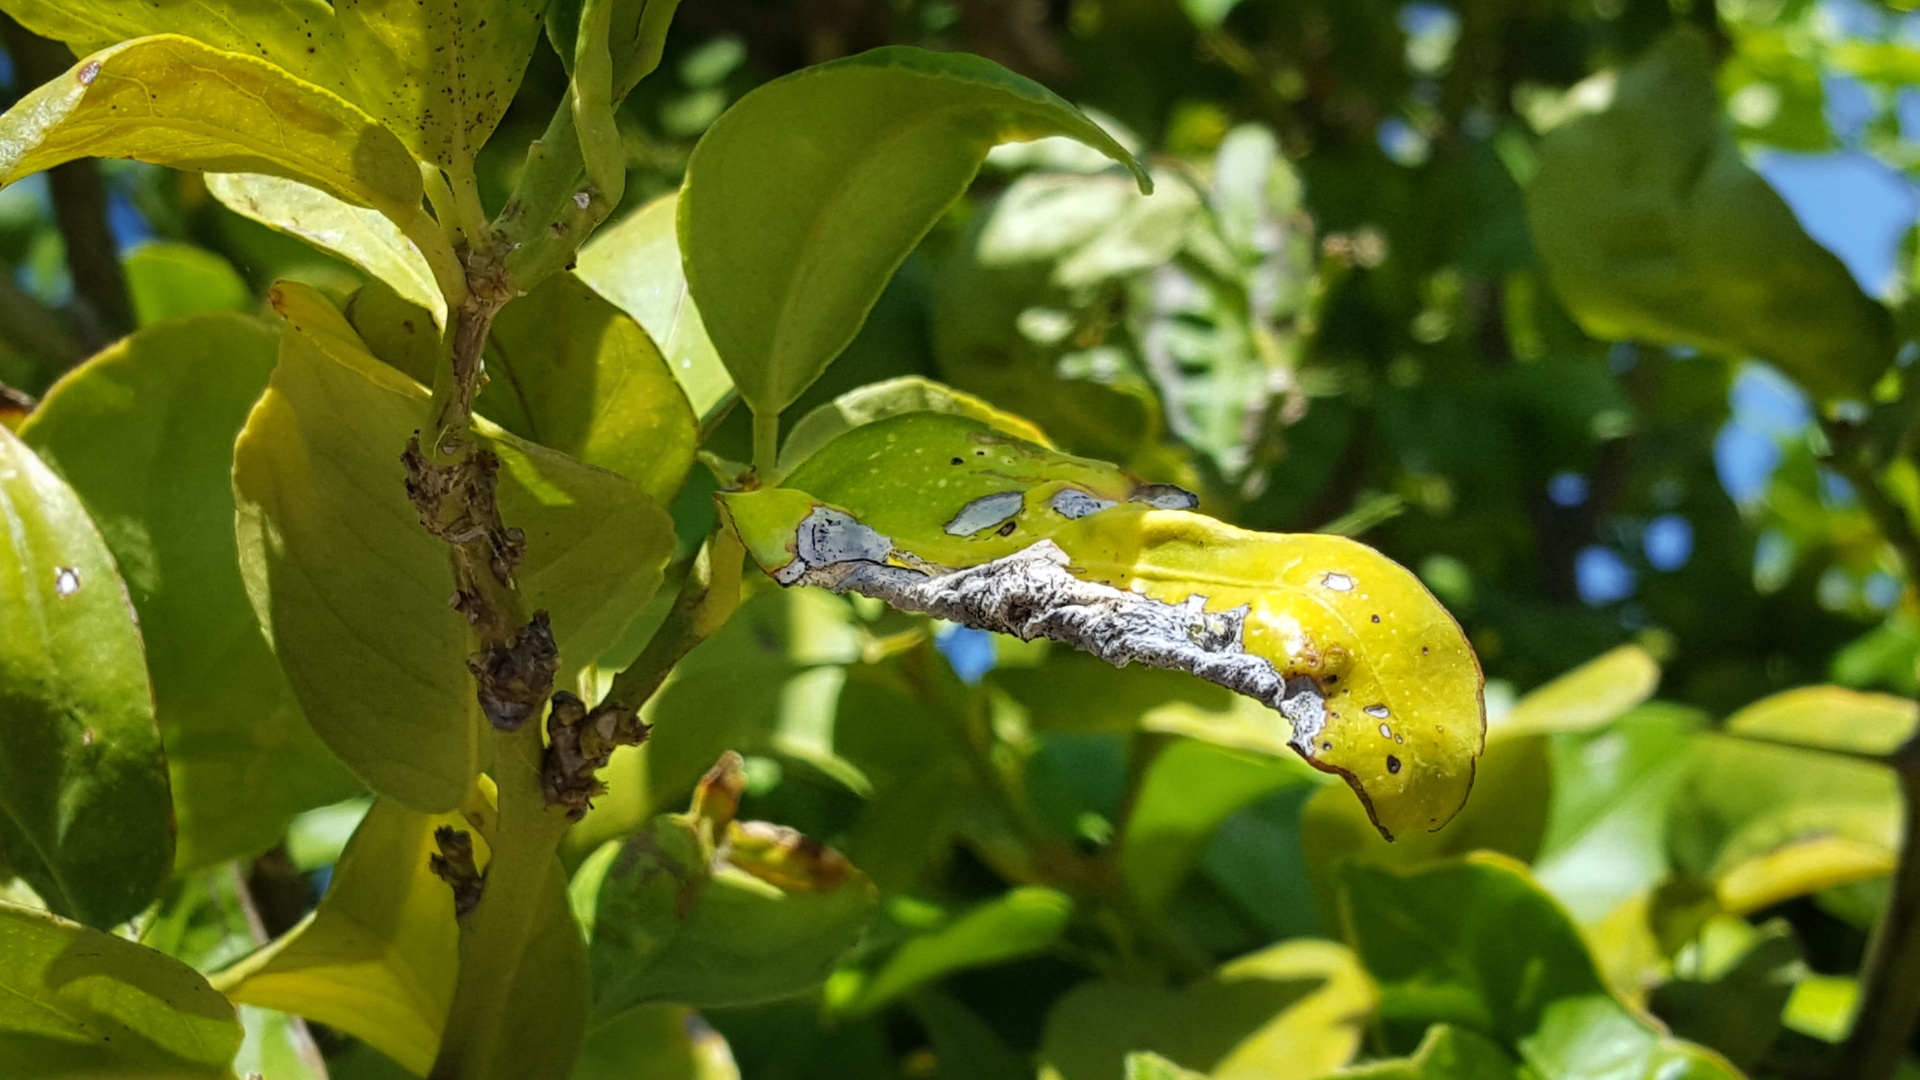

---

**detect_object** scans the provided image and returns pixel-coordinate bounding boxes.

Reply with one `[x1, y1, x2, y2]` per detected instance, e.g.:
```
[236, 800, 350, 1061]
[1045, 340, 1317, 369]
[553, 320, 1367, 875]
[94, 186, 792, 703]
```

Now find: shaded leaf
[586, 758, 877, 1014]
[681, 46, 1150, 415]
[1526, 29, 1894, 400]
[0, 900, 241, 1077]
[574, 192, 732, 424]
[1330, 1024, 1517, 1079]
[124, 243, 251, 326]
[574, 1004, 740, 1080]
[232, 282, 676, 811]
[843, 887, 1073, 1015]
[481, 272, 699, 505]
[209, 172, 450, 325]
[20, 312, 362, 869]
[0, 424, 170, 927]
[1122, 739, 1318, 913]
[1039, 939, 1374, 1080]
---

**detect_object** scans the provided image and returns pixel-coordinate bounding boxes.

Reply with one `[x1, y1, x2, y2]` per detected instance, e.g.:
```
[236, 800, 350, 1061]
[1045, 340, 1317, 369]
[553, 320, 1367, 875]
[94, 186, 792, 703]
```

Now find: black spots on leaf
[951, 457, 963, 465]
[997, 520, 1017, 537]
[1386, 755, 1402, 774]
[1371, 614, 1381, 623]
[1322, 741, 1333, 751]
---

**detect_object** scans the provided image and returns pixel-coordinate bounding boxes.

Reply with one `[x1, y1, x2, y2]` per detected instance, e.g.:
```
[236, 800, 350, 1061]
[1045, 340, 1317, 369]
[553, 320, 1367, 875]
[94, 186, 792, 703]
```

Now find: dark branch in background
[1821, 414, 1920, 1080]
[0, 15, 133, 351]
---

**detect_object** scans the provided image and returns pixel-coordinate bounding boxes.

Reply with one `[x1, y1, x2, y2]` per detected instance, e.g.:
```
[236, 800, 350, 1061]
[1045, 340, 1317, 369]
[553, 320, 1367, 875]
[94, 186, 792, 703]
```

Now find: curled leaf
[720, 414, 1484, 840]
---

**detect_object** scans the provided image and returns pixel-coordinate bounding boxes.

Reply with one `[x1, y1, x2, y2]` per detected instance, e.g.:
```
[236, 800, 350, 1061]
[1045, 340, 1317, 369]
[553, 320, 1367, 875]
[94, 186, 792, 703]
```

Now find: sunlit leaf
[0, 425, 171, 927]
[1492, 645, 1659, 738]
[681, 46, 1151, 416]
[721, 413, 1484, 841]
[209, 172, 450, 326]
[1039, 939, 1374, 1080]
[0, 900, 242, 1077]
[233, 282, 676, 811]
[575, 192, 732, 423]
[0, 35, 437, 252]
[544, 0, 683, 100]
[1526, 28, 1895, 400]
[481, 272, 699, 505]
[841, 887, 1072, 1015]
[215, 798, 470, 1075]
[124, 242, 252, 326]
[1723, 684, 1917, 758]
[779, 375, 1054, 474]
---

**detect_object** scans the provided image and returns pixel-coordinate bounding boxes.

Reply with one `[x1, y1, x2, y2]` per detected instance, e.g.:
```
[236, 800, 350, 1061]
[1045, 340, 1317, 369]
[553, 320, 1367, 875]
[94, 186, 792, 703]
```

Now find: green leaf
[1336, 855, 1742, 1078]
[842, 887, 1072, 1015]
[214, 798, 466, 1075]
[575, 192, 733, 424]
[232, 281, 676, 811]
[0, 35, 437, 256]
[331, 0, 545, 171]
[1668, 732, 1898, 914]
[1492, 645, 1660, 738]
[1039, 939, 1374, 1080]
[19, 313, 361, 870]
[1525, 28, 1895, 400]
[0, 424, 171, 928]
[480, 272, 699, 505]
[544, 0, 683, 100]
[587, 759, 877, 1014]
[1723, 684, 1917, 757]
[124, 243, 252, 326]
[680, 46, 1151, 416]
[1331, 1024, 1517, 1079]
[347, 277, 445, 386]
[1121, 739, 1318, 913]
[779, 375, 1055, 474]
[234, 1005, 330, 1080]
[574, 1004, 740, 1080]
[722, 413, 1485, 841]
[0, 900, 242, 1077]
[209, 172, 450, 327]
[1124, 1052, 1207, 1080]
[1530, 705, 1702, 923]
[1647, 918, 1802, 1070]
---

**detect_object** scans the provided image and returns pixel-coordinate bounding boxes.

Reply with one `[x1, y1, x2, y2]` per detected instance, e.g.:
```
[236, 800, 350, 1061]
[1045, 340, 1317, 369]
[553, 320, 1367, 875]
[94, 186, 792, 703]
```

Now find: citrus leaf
[1492, 645, 1659, 739]
[1039, 939, 1374, 1080]
[480, 272, 699, 505]
[215, 798, 469, 1074]
[680, 46, 1151, 416]
[19, 313, 362, 870]
[575, 192, 732, 423]
[779, 375, 1054, 475]
[0, 425, 171, 928]
[843, 887, 1072, 1015]
[719, 413, 1485, 841]
[1336, 855, 1742, 1077]
[586, 756, 877, 1014]
[208, 172, 451, 326]
[0, 900, 241, 1077]
[575, 1003, 740, 1080]
[0, 35, 438, 254]
[232, 281, 677, 811]
[124, 243, 252, 326]
[333, 0, 545, 171]
[1525, 28, 1895, 400]
[1724, 684, 1917, 758]
[1330, 1024, 1517, 1078]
